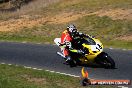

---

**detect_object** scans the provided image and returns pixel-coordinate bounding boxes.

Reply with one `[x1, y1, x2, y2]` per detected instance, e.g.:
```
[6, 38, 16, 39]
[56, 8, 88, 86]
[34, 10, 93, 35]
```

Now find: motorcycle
[54, 35, 115, 68]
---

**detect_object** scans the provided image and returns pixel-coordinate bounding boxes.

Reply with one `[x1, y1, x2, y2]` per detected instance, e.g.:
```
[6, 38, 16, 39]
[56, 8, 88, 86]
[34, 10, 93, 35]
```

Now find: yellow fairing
[81, 38, 103, 63]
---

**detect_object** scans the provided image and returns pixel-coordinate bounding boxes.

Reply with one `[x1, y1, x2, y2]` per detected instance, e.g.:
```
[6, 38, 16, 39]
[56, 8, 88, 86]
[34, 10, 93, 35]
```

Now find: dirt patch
[51, 8, 132, 24]
[0, 12, 85, 31]
[58, 0, 84, 7]
[94, 8, 132, 20]
[0, 8, 132, 32]
[27, 77, 46, 84]
[22, 75, 46, 85]
[117, 35, 132, 41]
[49, 12, 86, 24]
[0, 15, 48, 31]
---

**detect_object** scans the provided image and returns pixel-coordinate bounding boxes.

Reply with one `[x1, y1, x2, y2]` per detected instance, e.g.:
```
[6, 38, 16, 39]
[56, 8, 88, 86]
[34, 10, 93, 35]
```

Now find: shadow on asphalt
[63, 63, 117, 69]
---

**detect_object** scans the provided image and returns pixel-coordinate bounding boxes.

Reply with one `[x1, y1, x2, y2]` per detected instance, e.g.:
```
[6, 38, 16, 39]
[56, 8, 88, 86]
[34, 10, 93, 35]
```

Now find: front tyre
[95, 52, 115, 69]
[104, 55, 115, 68]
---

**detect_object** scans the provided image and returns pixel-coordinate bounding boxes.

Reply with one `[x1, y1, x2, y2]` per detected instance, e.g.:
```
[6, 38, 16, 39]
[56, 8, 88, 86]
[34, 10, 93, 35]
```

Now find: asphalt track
[0, 42, 132, 81]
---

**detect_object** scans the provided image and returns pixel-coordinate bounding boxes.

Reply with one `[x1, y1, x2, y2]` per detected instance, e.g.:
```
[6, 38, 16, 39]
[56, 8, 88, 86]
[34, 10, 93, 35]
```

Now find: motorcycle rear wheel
[69, 60, 77, 67]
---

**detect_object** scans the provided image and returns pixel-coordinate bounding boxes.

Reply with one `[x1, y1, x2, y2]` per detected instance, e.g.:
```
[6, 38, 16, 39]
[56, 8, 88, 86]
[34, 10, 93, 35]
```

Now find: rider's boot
[65, 55, 72, 64]
[65, 55, 76, 67]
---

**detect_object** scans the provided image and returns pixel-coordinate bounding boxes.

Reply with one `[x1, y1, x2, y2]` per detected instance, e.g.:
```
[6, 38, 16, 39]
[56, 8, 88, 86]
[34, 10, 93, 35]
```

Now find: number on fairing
[96, 44, 102, 51]
[97, 44, 102, 49]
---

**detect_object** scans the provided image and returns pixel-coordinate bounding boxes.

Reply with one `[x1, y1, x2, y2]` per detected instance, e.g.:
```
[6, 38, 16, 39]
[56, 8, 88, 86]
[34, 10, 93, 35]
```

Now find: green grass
[43, 0, 132, 15]
[0, 15, 131, 49]
[74, 15, 132, 49]
[102, 40, 132, 49]
[0, 64, 116, 88]
[0, 24, 64, 44]
[0, 64, 78, 88]
[74, 15, 132, 37]
[1, 0, 132, 20]
[0, 0, 132, 49]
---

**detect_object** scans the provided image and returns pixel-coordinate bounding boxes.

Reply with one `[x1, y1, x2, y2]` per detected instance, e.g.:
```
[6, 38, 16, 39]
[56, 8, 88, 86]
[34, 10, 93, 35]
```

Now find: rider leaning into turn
[61, 24, 88, 64]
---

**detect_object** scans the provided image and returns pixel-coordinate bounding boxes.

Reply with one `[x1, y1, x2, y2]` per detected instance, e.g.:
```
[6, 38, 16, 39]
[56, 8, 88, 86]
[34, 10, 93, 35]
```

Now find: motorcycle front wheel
[95, 52, 115, 69]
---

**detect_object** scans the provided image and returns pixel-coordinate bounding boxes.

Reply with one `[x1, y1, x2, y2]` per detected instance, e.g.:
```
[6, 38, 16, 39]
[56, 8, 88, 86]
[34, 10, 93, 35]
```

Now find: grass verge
[0, 15, 131, 49]
[0, 0, 132, 49]
[0, 64, 115, 88]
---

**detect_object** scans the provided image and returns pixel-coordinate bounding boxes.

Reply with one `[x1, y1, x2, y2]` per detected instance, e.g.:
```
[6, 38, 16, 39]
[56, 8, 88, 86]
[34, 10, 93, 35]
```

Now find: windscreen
[83, 37, 96, 45]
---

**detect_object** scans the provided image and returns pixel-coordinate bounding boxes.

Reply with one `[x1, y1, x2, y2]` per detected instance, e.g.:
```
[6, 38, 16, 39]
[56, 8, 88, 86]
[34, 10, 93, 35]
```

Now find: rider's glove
[79, 32, 87, 38]
[77, 50, 85, 54]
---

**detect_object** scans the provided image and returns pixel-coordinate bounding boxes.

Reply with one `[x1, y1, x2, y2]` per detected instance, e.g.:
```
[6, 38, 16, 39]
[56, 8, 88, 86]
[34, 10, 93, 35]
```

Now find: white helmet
[67, 24, 77, 33]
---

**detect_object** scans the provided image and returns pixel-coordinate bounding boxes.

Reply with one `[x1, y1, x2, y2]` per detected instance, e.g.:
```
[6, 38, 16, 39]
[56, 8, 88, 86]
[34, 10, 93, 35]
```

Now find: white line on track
[1, 63, 5, 64]
[0, 63, 130, 88]
[118, 86, 128, 88]
[109, 48, 113, 50]
[109, 47, 131, 51]
[0, 63, 80, 78]
[53, 44, 131, 51]
[32, 68, 38, 70]
[45, 70, 80, 78]
[15, 64, 19, 66]
[22, 41, 27, 43]
[37, 69, 43, 71]
[36, 43, 41, 44]
[122, 49, 127, 51]
[53, 44, 57, 46]
[24, 66, 32, 69]
[8, 64, 12, 65]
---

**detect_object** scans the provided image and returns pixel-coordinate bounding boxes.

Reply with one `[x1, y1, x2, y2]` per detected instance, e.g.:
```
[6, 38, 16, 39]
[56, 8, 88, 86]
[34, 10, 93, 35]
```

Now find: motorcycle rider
[61, 24, 89, 65]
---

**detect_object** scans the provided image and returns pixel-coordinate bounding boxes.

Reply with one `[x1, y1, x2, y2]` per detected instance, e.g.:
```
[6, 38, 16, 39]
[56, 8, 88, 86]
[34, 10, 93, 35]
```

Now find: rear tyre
[69, 60, 77, 67]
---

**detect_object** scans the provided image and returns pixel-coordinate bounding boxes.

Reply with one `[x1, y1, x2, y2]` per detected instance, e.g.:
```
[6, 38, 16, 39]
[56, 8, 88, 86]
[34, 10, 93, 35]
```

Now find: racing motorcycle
[54, 35, 115, 68]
